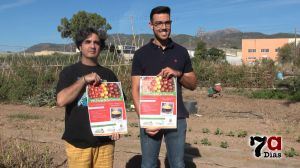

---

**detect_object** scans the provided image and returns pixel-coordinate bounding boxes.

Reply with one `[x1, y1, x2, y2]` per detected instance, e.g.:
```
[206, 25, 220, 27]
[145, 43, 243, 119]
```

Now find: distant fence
[192, 60, 277, 89]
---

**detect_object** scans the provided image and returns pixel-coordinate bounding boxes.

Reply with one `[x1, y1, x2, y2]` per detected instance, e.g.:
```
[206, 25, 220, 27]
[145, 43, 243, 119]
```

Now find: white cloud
[0, 0, 34, 11]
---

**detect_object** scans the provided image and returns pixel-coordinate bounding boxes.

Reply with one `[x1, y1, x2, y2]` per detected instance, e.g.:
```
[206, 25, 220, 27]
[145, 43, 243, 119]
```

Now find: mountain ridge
[25, 28, 300, 52]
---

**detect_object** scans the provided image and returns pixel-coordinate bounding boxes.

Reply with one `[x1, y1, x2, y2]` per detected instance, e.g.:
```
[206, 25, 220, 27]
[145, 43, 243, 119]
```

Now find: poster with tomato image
[139, 76, 177, 128]
[87, 82, 127, 136]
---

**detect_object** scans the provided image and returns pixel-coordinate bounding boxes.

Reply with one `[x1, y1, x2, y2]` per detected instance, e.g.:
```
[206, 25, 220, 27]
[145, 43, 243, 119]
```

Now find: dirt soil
[1, 88, 300, 168]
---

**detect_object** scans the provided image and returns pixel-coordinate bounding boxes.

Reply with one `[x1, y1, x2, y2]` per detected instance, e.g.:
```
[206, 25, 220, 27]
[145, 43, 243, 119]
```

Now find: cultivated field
[1, 88, 300, 168]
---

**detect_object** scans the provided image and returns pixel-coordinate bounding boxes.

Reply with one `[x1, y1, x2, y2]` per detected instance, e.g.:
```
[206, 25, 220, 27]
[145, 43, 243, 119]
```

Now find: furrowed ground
[0, 88, 300, 168]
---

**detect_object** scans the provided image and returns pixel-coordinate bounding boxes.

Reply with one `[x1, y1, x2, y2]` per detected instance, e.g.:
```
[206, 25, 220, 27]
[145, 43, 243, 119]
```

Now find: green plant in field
[214, 128, 223, 135]
[289, 91, 300, 101]
[0, 76, 11, 100]
[285, 129, 290, 134]
[237, 130, 248, 137]
[284, 148, 299, 157]
[193, 60, 277, 89]
[188, 127, 192, 132]
[220, 141, 229, 148]
[202, 128, 210, 134]
[250, 90, 288, 100]
[0, 62, 59, 106]
[128, 122, 139, 128]
[6, 65, 39, 101]
[200, 138, 212, 146]
[226, 131, 235, 137]
[246, 75, 300, 101]
[8, 113, 43, 120]
[0, 53, 134, 106]
[296, 136, 300, 143]
[124, 132, 132, 137]
[23, 86, 57, 107]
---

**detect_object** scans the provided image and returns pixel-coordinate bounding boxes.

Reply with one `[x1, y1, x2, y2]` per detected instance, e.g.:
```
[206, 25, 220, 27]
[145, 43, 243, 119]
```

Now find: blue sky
[0, 0, 299, 49]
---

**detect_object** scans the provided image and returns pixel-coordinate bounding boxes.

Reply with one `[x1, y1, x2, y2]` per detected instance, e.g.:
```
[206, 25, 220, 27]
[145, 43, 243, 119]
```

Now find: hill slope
[26, 28, 300, 52]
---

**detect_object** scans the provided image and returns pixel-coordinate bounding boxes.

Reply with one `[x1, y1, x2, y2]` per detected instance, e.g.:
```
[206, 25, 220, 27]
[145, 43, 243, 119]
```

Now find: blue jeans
[140, 119, 187, 168]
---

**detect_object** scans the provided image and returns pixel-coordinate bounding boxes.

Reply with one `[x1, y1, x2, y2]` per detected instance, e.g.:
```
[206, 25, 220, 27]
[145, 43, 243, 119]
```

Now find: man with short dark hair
[131, 6, 197, 168]
[56, 27, 120, 168]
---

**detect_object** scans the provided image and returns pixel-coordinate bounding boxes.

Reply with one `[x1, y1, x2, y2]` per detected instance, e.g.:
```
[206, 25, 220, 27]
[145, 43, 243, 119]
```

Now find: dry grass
[0, 137, 54, 168]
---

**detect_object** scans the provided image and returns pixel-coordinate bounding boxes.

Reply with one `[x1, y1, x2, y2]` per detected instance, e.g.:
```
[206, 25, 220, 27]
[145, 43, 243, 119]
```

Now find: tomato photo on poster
[139, 76, 177, 129]
[86, 82, 128, 136]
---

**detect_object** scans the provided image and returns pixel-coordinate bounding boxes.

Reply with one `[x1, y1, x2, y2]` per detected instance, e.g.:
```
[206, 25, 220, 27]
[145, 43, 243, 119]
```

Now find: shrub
[23, 86, 57, 107]
[200, 138, 212, 146]
[192, 60, 276, 88]
[237, 130, 248, 138]
[128, 122, 139, 128]
[214, 128, 223, 135]
[284, 148, 299, 157]
[7, 65, 39, 102]
[249, 88, 300, 101]
[202, 128, 210, 134]
[289, 91, 300, 101]
[226, 131, 235, 137]
[0, 53, 133, 106]
[124, 132, 132, 137]
[220, 141, 229, 148]
[250, 89, 289, 99]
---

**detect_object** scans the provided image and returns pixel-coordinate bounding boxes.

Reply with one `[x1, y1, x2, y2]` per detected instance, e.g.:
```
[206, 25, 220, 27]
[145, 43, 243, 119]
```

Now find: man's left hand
[158, 67, 182, 78]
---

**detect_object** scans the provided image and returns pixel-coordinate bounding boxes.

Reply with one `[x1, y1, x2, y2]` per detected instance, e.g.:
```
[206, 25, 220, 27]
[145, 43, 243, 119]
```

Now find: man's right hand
[84, 72, 102, 85]
[145, 128, 160, 136]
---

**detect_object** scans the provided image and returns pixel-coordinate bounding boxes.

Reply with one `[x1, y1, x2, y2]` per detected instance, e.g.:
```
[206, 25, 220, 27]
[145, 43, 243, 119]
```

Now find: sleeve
[56, 68, 73, 94]
[131, 51, 143, 76]
[183, 49, 193, 73]
[110, 70, 119, 82]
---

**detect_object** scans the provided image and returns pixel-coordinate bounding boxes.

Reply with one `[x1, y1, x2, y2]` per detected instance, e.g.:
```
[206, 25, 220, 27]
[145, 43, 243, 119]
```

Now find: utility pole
[293, 28, 297, 91]
[130, 16, 136, 48]
[295, 28, 297, 59]
[196, 27, 205, 41]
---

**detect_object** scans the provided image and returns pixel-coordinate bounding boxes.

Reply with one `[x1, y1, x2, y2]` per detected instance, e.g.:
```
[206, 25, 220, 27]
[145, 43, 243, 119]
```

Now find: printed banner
[139, 76, 177, 128]
[87, 82, 127, 136]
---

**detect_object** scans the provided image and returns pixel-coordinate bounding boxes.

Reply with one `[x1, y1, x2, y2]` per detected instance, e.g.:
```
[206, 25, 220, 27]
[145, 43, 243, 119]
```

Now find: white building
[221, 48, 242, 65]
[117, 45, 137, 63]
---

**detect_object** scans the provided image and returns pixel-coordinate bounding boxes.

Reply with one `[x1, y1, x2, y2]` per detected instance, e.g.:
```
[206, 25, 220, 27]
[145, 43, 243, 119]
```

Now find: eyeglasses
[152, 20, 172, 28]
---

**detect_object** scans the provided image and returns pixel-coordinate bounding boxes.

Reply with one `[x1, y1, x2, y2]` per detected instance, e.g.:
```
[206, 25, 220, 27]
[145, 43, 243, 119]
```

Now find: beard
[153, 28, 171, 41]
